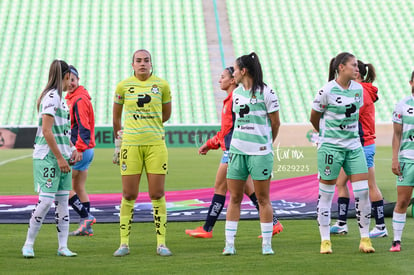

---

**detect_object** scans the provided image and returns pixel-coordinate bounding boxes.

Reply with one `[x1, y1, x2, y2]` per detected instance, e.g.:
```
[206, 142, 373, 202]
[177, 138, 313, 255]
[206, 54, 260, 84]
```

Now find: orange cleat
[186, 226, 213, 238]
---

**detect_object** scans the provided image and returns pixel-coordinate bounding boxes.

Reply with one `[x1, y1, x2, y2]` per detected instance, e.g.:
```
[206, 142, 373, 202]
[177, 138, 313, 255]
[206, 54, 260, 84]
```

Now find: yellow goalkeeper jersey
[114, 74, 171, 145]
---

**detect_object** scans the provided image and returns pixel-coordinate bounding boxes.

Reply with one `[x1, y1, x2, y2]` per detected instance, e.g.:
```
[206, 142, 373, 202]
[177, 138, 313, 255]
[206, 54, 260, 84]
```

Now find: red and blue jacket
[358, 82, 379, 146]
[206, 91, 235, 151]
[65, 86, 96, 152]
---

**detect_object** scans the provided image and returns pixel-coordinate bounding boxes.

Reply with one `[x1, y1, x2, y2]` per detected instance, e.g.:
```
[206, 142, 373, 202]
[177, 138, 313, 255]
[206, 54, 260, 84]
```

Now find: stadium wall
[0, 124, 393, 149]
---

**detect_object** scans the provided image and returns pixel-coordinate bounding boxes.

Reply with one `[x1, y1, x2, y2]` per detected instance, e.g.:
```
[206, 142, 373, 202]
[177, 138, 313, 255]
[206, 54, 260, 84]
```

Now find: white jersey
[392, 94, 414, 163]
[230, 85, 279, 155]
[33, 89, 72, 159]
[312, 80, 363, 150]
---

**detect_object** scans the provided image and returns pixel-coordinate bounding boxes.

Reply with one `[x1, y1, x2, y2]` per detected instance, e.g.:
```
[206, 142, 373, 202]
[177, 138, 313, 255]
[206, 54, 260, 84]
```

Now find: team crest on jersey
[324, 166, 331, 176]
[151, 85, 160, 94]
[45, 178, 53, 188]
[250, 96, 257, 105]
[354, 93, 361, 103]
[121, 161, 127, 171]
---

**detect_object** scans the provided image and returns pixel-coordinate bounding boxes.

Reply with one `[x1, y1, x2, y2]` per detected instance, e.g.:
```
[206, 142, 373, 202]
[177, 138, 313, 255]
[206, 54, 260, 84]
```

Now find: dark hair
[358, 60, 376, 83]
[37, 60, 69, 111]
[225, 66, 234, 77]
[411, 71, 414, 82]
[236, 52, 264, 95]
[69, 65, 79, 79]
[328, 52, 355, 81]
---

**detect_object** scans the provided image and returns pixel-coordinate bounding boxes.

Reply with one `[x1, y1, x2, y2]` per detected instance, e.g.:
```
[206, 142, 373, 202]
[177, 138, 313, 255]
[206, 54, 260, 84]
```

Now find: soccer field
[1, 147, 414, 274]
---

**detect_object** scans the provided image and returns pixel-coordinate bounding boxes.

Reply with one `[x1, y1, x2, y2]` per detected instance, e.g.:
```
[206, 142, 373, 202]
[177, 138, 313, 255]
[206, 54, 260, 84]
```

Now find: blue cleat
[22, 245, 34, 258]
[57, 247, 77, 257]
[113, 244, 130, 257]
[262, 244, 274, 255]
[222, 243, 236, 255]
[330, 222, 348, 235]
[157, 245, 172, 256]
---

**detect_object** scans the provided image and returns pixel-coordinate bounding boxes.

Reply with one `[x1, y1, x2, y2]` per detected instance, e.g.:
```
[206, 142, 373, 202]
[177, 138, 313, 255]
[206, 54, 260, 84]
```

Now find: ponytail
[328, 52, 355, 81]
[236, 52, 264, 96]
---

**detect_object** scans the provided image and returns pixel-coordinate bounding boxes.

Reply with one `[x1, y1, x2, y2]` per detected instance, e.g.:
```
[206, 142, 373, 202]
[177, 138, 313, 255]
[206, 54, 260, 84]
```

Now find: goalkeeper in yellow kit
[112, 49, 172, 256]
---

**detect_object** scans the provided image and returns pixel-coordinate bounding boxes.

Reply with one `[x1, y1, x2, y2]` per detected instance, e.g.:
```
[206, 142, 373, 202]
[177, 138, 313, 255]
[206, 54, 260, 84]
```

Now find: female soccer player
[330, 60, 387, 238]
[22, 60, 81, 258]
[223, 52, 280, 255]
[112, 49, 172, 257]
[389, 71, 414, 252]
[65, 66, 96, 236]
[185, 67, 283, 239]
[310, 52, 374, 254]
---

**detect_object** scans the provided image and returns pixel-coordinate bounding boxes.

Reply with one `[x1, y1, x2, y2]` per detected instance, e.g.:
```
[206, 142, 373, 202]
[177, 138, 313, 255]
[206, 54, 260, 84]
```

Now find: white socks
[225, 221, 238, 245]
[392, 211, 406, 242]
[55, 190, 70, 249]
[352, 180, 371, 238]
[24, 193, 55, 246]
[261, 222, 273, 246]
[317, 182, 335, 241]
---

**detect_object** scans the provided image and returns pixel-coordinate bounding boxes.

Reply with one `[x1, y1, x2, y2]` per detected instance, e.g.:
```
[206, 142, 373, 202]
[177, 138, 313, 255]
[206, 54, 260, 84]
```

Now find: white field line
[0, 154, 32, 166]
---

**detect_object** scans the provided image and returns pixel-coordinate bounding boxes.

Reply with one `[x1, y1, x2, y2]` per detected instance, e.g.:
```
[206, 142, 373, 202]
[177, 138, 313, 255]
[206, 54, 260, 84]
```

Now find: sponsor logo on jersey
[407, 107, 414, 114]
[137, 94, 151, 107]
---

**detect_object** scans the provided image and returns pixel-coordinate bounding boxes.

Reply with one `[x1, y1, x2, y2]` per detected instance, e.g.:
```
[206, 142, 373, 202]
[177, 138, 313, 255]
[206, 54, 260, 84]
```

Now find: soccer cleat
[258, 221, 284, 238]
[22, 245, 34, 258]
[262, 244, 274, 255]
[222, 243, 236, 255]
[359, 237, 375, 253]
[188, 226, 213, 238]
[157, 245, 172, 256]
[57, 247, 77, 257]
[69, 226, 94, 236]
[389, 241, 401, 252]
[330, 222, 348, 235]
[113, 244, 130, 257]
[320, 240, 332, 254]
[369, 226, 388, 238]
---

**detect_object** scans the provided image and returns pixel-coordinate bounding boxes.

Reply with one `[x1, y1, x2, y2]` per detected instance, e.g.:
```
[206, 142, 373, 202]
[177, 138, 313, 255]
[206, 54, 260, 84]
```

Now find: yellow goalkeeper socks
[152, 196, 167, 246]
[119, 198, 135, 246]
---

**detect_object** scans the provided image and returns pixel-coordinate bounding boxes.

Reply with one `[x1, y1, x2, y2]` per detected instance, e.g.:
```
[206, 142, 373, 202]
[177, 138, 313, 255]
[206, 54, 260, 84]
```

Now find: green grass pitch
[1, 147, 414, 274]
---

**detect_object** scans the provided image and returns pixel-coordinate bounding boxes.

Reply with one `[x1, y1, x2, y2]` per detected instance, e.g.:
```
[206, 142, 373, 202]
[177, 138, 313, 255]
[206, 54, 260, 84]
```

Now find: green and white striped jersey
[312, 80, 363, 150]
[230, 85, 279, 155]
[392, 95, 414, 163]
[33, 89, 72, 159]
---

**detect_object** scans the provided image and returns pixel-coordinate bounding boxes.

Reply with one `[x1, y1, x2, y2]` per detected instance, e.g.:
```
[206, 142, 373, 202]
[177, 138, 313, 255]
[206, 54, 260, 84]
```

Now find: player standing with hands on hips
[112, 49, 172, 257]
[310, 52, 375, 254]
[223, 52, 280, 255]
[22, 60, 81, 258]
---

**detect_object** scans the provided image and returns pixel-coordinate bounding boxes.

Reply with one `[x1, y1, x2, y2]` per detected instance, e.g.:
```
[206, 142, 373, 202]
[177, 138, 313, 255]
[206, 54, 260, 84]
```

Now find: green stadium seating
[0, 0, 216, 126]
[1, 0, 414, 126]
[226, 0, 414, 123]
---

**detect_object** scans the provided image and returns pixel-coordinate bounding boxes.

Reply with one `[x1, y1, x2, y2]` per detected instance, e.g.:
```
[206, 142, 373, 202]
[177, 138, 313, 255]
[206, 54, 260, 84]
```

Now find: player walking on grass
[112, 49, 172, 257]
[310, 52, 375, 254]
[185, 67, 283, 239]
[389, 71, 414, 252]
[330, 60, 388, 238]
[22, 60, 81, 258]
[65, 66, 96, 236]
[223, 52, 280, 256]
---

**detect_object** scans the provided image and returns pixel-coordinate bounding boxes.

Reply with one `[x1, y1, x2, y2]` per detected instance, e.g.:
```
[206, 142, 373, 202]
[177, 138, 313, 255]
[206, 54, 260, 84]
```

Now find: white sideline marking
[0, 154, 31, 166]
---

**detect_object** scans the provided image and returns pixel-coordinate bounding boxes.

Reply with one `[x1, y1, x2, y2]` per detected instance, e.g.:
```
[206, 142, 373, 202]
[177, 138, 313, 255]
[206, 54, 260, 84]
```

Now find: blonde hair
[37, 60, 69, 111]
